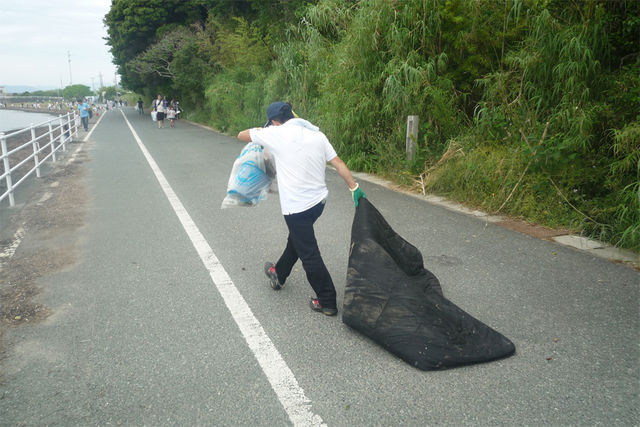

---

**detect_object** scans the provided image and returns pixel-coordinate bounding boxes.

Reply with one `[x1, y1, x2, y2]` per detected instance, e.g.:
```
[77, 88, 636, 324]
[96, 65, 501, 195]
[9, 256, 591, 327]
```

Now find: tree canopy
[62, 84, 93, 100]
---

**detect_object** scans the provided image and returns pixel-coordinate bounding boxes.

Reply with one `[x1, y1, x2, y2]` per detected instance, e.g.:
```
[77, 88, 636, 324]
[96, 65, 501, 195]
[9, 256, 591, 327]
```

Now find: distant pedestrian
[77, 98, 90, 131]
[167, 106, 176, 127]
[153, 94, 165, 128]
[137, 97, 144, 114]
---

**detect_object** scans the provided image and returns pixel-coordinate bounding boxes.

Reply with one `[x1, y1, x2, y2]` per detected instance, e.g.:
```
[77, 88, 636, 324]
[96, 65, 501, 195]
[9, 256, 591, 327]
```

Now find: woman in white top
[153, 94, 166, 128]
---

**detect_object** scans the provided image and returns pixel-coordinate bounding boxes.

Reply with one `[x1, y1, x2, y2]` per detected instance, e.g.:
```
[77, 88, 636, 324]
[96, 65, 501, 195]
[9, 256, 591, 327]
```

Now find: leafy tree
[104, 0, 212, 90]
[129, 27, 197, 79]
[101, 86, 119, 100]
[62, 84, 93, 100]
[170, 31, 213, 112]
[104, 0, 314, 93]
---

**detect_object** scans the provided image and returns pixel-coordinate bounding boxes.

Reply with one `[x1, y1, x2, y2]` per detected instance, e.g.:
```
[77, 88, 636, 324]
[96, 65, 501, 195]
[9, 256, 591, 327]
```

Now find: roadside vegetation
[104, 0, 639, 251]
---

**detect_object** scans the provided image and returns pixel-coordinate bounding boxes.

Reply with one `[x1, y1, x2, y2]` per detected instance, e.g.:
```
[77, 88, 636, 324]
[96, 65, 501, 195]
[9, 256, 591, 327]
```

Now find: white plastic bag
[151, 111, 157, 121]
[221, 143, 276, 208]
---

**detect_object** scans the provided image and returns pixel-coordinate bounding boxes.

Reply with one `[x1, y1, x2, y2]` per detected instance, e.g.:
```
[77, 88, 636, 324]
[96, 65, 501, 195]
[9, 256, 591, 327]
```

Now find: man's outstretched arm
[329, 156, 357, 190]
[237, 129, 252, 142]
[329, 156, 366, 207]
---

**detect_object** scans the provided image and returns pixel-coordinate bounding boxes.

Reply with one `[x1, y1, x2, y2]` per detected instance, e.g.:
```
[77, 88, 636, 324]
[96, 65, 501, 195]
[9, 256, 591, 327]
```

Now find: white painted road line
[119, 110, 324, 427]
[0, 226, 25, 267]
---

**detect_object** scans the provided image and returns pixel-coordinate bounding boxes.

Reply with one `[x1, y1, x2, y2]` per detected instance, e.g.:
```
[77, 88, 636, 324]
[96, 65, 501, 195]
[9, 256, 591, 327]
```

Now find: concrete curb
[184, 119, 217, 132]
[351, 171, 640, 269]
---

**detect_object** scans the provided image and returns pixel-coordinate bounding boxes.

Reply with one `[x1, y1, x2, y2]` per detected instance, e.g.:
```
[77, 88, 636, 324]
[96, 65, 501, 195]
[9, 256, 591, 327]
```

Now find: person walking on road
[167, 106, 177, 128]
[77, 98, 90, 131]
[137, 97, 144, 114]
[237, 101, 366, 316]
[153, 94, 166, 128]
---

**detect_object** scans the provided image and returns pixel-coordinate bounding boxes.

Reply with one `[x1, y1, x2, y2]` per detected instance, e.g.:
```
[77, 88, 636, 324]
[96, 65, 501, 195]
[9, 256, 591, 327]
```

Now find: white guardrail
[0, 112, 79, 206]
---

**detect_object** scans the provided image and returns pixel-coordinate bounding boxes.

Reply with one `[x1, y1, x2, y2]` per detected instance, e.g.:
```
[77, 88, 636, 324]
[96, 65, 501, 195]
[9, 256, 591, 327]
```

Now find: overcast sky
[0, 0, 118, 90]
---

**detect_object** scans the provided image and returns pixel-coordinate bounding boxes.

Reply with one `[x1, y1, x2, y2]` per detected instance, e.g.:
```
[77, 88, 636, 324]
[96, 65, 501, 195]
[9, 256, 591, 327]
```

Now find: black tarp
[343, 198, 515, 370]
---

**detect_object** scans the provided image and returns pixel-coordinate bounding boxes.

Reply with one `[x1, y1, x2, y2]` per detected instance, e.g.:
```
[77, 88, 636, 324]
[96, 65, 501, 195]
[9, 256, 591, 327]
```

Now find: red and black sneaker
[309, 298, 338, 316]
[264, 262, 282, 290]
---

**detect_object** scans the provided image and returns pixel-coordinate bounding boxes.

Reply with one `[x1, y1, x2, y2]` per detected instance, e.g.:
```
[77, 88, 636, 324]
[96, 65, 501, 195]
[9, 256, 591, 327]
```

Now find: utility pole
[99, 72, 103, 89]
[91, 77, 95, 91]
[67, 51, 72, 85]
[114, 71, 118, 88]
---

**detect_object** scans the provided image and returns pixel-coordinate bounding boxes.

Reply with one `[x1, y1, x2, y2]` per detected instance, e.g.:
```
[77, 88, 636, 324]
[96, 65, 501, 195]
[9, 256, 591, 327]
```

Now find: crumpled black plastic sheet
[343, 198, 516, 370]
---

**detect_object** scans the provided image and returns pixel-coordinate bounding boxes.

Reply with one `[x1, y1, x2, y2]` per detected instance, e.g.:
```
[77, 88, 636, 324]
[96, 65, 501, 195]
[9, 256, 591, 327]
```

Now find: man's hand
[350, 183, 366, 208]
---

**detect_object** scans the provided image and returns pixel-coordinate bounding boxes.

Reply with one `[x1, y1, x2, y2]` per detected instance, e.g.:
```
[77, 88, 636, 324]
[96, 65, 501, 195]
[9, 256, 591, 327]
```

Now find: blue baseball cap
[265, 101, 292, 127]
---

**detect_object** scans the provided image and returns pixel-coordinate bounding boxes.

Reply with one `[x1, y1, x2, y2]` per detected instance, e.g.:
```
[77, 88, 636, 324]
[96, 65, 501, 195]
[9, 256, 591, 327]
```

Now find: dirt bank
[0, 134, 89, 377]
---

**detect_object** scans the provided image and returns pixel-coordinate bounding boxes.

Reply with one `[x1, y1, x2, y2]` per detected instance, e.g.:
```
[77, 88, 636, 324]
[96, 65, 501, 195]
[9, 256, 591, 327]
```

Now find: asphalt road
[1, 107, 638, 425]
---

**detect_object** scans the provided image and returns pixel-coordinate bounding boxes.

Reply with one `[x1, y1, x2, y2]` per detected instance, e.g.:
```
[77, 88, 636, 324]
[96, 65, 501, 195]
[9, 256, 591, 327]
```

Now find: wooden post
[406, 115, 419, 162]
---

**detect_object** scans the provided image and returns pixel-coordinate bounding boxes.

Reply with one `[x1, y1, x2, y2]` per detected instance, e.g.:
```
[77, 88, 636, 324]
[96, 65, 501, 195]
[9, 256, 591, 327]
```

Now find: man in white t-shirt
[238, 102, 366, 316]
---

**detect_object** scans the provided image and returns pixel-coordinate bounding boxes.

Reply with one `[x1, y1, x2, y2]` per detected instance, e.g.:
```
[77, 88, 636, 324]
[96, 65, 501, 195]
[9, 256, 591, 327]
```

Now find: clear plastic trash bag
[221, 143, 276, 208]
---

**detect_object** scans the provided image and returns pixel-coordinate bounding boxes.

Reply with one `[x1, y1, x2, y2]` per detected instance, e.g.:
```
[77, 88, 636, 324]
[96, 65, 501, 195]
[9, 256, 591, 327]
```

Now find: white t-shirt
[250, 119, 337, 215]
[154, 99, 165, 113]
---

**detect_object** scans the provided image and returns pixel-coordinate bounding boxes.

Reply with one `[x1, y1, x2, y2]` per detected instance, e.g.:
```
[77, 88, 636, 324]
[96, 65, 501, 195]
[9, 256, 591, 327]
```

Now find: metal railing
[0, 112, 79, 206]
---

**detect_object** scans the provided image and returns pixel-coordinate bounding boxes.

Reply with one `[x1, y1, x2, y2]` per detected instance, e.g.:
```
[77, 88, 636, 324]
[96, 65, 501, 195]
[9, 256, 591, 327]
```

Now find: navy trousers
[275, 200, 337, 309]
